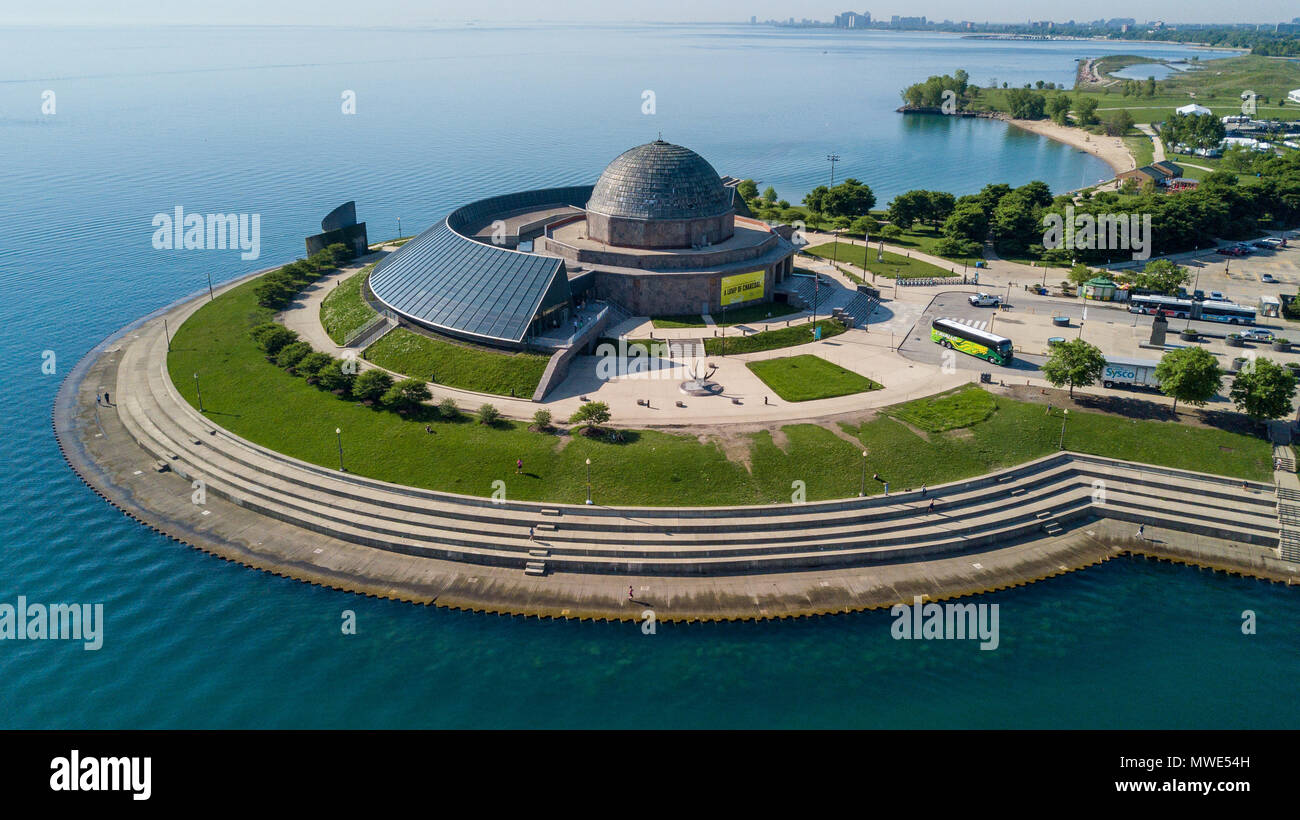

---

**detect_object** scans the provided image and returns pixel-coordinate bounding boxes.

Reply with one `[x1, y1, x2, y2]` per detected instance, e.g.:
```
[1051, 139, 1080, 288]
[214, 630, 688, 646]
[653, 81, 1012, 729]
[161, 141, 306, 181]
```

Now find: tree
[1041, 339, 1106, 397]
[1230, 358, 1298, 425]
[941, 200, 988, 244]
[382, 378, 432, 411]
[1047, 93, 1072, 125]
[1132, 259, 1190, 295]
[923, 190, 956, 228]
[438, 397, 460, 420]
[802, 185, 829, 215]
[569, 401, 611, 431]
[476, 403, 501, 425]
[352, 369, 394, 404]
[1100, 109, 1134, 136]
[1075, 97, 1100, 126]
[531, 409, 553, 431]
[886, 190, 930, 230]
[1155, 346, 1222, 412]
[296, 352, 333, 379]
[762, 186, 778, 203]
[1004, 88, 1046, 119]
[737, 179, 759, 201]
[249, 323, 298, 356]
[274, 341, 312, 369]
[824, 178, 877, 220]
[314, 359, 355, 394]
[1067, 264, 1093, 287]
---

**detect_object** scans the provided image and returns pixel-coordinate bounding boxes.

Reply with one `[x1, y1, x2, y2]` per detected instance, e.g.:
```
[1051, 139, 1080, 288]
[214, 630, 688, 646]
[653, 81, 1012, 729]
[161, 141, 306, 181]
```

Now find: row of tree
[1160, 111, 1228, 152]
[1043, 339, 1298, 424]
[254, 242, 355, 310]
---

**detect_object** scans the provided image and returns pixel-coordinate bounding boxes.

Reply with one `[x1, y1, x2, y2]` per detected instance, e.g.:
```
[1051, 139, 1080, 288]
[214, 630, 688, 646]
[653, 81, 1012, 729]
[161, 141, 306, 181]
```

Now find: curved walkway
[51, 282, 1300, 620]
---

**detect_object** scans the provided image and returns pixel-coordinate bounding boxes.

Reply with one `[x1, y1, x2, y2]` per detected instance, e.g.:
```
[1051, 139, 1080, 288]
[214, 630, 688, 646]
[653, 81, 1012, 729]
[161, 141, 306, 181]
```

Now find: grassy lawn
[319, 264, 377, 345]
[166, 281, 1273, 508]
[1123, 134, 1155, 168]
[879, 224, 983, 266]
[652, 302, 800, 328]
[805, 243, 959, 279]
[364, 327, 550, 398]
[885, 386, 997, 432]
[747, 355, 882, 402]
[703, 319, 845, 356]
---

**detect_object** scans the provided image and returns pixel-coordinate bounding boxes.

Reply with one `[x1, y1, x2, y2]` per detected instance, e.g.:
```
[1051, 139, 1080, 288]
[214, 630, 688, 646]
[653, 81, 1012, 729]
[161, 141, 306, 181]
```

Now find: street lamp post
[397, 216, 402, 240]
[206, 272, 214, 301]
[859, 451, 868, 497]
[585, 458, 592, 505]
[336, 427, 344, 471]
[164, 318, 171, 352]
[193, 373, 204, 413]
[1059, 408, 1069, 450]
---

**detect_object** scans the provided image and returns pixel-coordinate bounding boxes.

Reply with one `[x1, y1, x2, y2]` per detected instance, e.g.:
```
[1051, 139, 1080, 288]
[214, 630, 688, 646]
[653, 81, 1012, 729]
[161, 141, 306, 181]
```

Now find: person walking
[95, 395, 101, 407]
[528, 526, 535, 542]
[1136, 524, 1145, 540]
[104, 392, 111, 405]
[920, 483, 927, 497]
[627, 585, 634, 600]
[927, 499, 935, 514]
[515, 458, 523, 475]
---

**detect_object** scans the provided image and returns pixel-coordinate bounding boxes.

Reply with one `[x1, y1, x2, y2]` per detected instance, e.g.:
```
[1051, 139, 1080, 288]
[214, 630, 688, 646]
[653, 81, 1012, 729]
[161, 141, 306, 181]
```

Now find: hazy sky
[6, 1, 1297, 25]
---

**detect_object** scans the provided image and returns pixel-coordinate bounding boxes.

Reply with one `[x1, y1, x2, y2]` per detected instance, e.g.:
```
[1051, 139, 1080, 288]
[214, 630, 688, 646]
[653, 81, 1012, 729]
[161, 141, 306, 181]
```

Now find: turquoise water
[3, 23, 1295, 729]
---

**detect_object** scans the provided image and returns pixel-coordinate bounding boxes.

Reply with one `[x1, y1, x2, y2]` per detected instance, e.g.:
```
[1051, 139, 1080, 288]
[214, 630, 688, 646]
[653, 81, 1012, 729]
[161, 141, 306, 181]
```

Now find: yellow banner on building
[720, 270, 765, 307]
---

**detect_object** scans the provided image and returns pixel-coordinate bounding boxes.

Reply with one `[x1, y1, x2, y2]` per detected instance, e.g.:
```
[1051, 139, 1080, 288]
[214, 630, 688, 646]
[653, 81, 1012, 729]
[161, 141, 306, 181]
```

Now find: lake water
[2, 23, 1294, 729]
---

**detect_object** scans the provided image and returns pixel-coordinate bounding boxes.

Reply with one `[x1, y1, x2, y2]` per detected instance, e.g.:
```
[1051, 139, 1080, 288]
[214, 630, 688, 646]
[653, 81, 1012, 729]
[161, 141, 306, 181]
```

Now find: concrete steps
[110, 327, 1283, 575]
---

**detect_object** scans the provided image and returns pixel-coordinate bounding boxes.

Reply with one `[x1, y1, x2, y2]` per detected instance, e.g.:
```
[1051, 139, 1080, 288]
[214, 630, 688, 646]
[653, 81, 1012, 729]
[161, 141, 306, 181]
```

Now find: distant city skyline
[5, 1, 1299, 26]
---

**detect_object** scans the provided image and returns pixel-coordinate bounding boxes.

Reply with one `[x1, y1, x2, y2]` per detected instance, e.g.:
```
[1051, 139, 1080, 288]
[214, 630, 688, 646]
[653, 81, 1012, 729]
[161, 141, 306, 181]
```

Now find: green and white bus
[930, 318, 1014, 366]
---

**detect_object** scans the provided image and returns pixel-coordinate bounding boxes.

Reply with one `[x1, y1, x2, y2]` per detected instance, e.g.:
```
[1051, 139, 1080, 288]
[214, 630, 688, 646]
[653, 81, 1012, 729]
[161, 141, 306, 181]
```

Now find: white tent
[1176, 103, 1213, 116]
[1289, 89, 1300, 104]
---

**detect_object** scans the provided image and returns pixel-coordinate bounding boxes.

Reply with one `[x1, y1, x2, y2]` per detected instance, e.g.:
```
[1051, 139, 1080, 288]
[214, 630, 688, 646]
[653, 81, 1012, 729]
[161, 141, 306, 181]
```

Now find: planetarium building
[367, 140, 798, 349]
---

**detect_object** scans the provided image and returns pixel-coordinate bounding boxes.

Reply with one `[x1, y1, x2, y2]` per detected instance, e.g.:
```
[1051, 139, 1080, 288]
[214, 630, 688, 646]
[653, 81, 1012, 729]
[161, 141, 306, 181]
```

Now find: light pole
[193, 373, 204, 413]
[336, 427, 344, 471]
[1059, 408, 1069, 450]
[585, 458, 592, 505]
[397, 216, 402, 240]
[859, 451, 868, 497]
[164, 318, 171, 352]
[206, 271, 214, 301]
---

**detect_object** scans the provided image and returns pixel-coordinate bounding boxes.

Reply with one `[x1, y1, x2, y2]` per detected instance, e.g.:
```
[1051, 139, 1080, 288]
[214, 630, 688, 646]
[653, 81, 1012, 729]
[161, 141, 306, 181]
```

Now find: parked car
[1242, 328, 1275, 342]
[1260, 237, 1284, 247]
[1192, 289, 1206, 301]
[1209, 291, 1227, 301]
[1216, 246, 1247, 257]
[968, 292, 1000, 307]
[1261, 273, 1277, 283]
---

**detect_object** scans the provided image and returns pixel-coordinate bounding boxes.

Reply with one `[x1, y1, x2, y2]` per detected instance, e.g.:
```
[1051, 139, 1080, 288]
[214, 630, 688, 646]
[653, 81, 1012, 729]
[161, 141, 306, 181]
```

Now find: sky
[3, 1, 1296, 26]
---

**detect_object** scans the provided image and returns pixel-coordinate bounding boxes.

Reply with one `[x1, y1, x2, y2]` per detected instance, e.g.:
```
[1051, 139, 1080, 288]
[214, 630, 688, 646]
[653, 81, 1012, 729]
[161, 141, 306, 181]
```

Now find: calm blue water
[3, 23, 1295, 729]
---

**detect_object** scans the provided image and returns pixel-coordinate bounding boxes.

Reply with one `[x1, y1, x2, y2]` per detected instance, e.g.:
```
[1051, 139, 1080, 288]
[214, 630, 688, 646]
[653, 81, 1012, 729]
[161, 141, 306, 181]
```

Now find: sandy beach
[1003, 116, 1136, 177]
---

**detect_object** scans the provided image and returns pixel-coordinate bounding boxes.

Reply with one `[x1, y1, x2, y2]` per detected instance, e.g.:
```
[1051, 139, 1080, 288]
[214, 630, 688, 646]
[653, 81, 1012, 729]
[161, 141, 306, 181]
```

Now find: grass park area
[746, 355, 882, 402]
[702, 319, 844, 356]
[364, 327, 550, 398]
[878, 224, 984, 267]
[319, 265, 377, 344]
[167, 277, 1273, 507]
[652, 302, 800, 328]
[804, 242, 960, 279]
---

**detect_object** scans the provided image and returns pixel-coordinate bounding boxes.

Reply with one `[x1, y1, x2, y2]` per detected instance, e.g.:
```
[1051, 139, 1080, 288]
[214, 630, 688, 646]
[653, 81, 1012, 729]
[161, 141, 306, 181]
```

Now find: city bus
[1128, 294, 1194, 318]
[1128, 294, 1256, 324]
[1196, 300, 1257, 325]
[930, 318, 1014, 365]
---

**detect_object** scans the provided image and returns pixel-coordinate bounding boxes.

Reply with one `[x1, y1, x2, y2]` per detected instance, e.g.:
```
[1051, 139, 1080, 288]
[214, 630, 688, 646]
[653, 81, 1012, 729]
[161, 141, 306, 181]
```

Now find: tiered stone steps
[112, 327, 1281, 577]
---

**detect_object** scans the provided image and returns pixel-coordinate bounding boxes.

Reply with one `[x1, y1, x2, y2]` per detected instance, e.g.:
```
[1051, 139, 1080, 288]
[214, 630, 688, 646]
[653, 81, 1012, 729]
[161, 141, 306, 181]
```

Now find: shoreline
[1001, 115, 1135, 176]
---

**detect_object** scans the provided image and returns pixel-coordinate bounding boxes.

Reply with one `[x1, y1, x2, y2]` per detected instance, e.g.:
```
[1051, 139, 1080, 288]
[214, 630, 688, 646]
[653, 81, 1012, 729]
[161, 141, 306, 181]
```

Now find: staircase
[840, 292, 879, 328]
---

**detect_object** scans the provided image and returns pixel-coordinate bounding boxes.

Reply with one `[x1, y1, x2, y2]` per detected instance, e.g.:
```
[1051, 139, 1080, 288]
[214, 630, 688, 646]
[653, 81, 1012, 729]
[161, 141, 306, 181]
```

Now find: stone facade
[585, 210, 734, 250]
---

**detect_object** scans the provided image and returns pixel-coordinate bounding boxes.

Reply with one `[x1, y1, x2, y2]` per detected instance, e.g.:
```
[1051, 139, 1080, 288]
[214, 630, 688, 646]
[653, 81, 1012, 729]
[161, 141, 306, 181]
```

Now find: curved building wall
[585, 210, 735, 249]
[368, 187, 593, 346]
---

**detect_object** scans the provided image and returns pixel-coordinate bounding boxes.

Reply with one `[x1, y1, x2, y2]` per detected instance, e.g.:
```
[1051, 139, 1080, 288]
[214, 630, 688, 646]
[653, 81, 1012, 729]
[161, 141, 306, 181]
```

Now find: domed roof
[586, 140, 732, 221]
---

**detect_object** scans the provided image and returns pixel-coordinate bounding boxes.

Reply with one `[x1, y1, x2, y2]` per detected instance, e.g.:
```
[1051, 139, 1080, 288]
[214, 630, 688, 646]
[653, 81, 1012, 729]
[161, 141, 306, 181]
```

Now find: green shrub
[275, 341, 312, 369]
[296, 352, 333, 378]
[353, 369, 394, 403]
[249, 323, 299, 355]
[477, 403, 501, 425]
[438, 398, 460, 420]
[382, 377, 432, 411]
[315, 359, 355, 394]
[532, 409, 552, 430]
